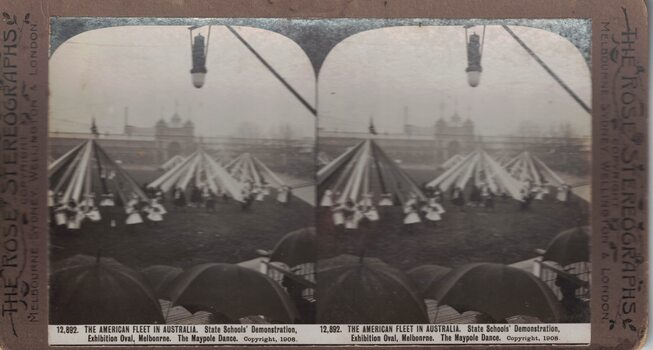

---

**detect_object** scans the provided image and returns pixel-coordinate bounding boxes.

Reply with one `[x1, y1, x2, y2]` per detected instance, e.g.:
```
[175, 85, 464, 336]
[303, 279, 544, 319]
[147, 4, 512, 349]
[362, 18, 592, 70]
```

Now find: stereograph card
[0, 0, 648, 349]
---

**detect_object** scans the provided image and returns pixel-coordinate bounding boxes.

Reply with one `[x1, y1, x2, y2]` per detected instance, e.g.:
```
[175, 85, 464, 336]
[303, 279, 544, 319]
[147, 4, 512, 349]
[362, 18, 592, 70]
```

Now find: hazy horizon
[50, 22, 590, 140]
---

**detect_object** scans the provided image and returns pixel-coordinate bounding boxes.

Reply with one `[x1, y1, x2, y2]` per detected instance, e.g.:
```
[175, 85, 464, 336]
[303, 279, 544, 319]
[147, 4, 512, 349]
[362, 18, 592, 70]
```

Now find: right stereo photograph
[316, 21, 591, 326]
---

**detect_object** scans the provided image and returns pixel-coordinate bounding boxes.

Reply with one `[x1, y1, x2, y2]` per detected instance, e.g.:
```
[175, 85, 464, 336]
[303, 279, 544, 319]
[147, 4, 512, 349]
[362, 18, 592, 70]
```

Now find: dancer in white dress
[331, 202, 346, 227]
[532, 185, 544, 200]
[54, 205, 68, 226]
[67, 210, 85, 230]
[403, 201, 421, 234]
[403, 202, 421, 224]
[262, 183, 271, 196]
[85, 206, 102, 222]
[151, 198, 167, 215]
[125, 205, 143, 225]
[343, 200, 359, 230]
[557, 184, 569, 202]
[277, 186, 289, 204]
[378, 193, 393, 206]
[100, 193, 115, 206]
[254, 186, 266, 201]
[321, 189, 334, 207]
[146, 205, 164, 223]
[363, 205, 380, 222]
[360, 193, 373, 207]
[424, 197, 445, 225]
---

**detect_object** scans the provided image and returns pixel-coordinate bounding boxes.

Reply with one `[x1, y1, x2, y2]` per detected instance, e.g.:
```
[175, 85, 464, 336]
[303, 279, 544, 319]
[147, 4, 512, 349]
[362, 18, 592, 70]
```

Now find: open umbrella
[166, 263, 298, 323]
[51, 254, 165, 324]
[140, 265, 183, 300]
[406, 264, 452, 297]
[317, 254, 429, 324]
[269, 227, 316, 267]
[543, 226, 590, 266]
[431, 263, 564, 322]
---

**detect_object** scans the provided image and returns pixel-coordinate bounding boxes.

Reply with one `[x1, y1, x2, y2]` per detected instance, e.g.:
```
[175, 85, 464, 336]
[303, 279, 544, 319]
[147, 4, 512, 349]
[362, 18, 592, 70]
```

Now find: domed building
[434, 112, 476, 161]
[153, 112, 195, 160]
[123, 109, 196, 161]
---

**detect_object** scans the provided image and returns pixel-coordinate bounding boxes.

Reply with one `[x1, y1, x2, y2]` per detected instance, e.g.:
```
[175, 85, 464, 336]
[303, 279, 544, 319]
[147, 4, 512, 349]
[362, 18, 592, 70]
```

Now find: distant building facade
[319, 111, 590, 174]
[49, 111, 314, 175]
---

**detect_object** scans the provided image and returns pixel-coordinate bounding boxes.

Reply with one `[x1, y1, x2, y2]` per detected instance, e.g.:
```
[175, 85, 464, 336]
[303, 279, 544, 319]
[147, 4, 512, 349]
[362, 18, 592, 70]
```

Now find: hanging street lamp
[464, 25, 486, 87]
[189, 25, 212, 88]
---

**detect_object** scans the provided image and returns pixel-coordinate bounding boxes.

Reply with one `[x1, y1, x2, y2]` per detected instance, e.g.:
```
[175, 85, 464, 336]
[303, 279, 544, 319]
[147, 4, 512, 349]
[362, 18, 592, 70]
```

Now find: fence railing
[533, 258, 591, 300]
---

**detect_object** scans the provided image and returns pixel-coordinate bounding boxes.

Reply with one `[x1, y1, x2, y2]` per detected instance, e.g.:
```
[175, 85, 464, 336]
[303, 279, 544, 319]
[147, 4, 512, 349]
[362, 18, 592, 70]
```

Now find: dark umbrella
[269, 227, 316, 267]
[431, 263, 564, 322]
[406, 264, 452, 297]
[166, 263, 298, 323]
[317, 254, 429, 324]
[140, 265, 183, 300]
[51, 254, 165, 324]
[543, 226, 590, 266]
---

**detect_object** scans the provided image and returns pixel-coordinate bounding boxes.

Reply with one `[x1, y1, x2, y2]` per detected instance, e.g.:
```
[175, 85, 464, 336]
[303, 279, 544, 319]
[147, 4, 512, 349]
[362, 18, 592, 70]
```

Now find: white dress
[364, 207, 380, 221]
[147, 208, 163, 222]
[360, 196, 373, 207]
[321, 191, 334, 207]
[152, 202, 167, 215]
[332, 208, 345, 226]
[428, 198, 446, 213]
[67, 211, 85, 229]
[378, 197, 393, 206]
[100, 195, 115, 206]
[403, 206, 421, 224]
[127, 198, 139, 208]
[48, 190, 54, 207]
[54, 209, 68, 226]
[345, 210, 362, 229]
[425, 206, 442, 221]
[86, 209, 102, 222]
[125, 207, 143, 225]
[277, 189, 289, 203]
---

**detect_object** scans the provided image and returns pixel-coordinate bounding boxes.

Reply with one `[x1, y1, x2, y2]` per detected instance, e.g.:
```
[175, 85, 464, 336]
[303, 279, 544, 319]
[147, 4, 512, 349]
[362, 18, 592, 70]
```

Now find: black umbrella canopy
[50, 255, 165, 324]
[140, 265, 184, 300]
[269, 227, 316, 268]
[406, 264, 452, 297]
[166, 263, 298, 323]
[317, 254, 429, 324]
[543, 226, 590, 266]
[431, 263, 565, 322]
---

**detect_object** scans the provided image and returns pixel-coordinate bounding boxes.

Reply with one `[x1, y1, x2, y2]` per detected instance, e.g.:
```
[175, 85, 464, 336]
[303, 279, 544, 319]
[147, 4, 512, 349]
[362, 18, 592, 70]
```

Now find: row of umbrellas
[52, 227, 317, 324]
[51, 256, 299, 324]
[51, 226, 588, 324]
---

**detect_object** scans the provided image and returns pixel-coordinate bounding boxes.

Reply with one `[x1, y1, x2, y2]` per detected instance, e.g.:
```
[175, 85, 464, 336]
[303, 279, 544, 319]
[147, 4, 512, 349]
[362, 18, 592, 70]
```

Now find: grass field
[51, 167, 589, 272]
[317, 193, 589, 270]
[51, 169, 314, 270]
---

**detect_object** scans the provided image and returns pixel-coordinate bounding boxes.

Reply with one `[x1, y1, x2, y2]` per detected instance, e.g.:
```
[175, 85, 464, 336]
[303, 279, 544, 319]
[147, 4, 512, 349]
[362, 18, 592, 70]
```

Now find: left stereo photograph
[48, 20, 317, 326]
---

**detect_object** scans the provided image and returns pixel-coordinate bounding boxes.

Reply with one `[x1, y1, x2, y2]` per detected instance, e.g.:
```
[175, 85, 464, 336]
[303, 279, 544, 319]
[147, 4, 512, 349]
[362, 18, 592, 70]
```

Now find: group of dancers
[320, 180, 574, 232]
[166, 181, 292, 212]
[449, 184, 496, 210]
[320, 188, 446, 232]
[49, 190, 167, 230]
[240, 181, 293, 211]
[518, 181, 572, 210]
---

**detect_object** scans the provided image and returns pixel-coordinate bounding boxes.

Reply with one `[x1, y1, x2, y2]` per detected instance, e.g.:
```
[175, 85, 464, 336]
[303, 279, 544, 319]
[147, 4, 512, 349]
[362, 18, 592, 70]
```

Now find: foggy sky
[49, 25, 316, 138]
[50, 23, 590, 139]
[318, 25, 591, 137]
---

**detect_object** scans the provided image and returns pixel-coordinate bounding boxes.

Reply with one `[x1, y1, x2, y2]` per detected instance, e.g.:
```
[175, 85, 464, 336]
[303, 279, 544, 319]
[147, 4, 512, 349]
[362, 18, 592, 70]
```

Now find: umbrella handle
[433, 301, 440, 323]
